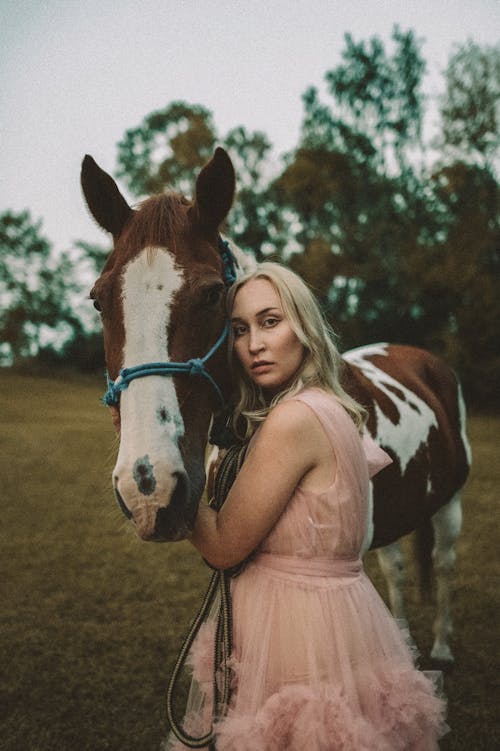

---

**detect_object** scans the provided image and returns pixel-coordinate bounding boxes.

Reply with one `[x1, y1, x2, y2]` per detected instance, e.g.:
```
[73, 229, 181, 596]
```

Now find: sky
[1, 0, 499, 257]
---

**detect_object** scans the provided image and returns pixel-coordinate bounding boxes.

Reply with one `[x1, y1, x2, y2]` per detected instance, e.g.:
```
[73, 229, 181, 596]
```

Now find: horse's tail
[413, 518, 434, 600]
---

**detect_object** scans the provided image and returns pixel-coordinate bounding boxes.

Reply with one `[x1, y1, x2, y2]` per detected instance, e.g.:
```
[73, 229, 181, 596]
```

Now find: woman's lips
[251, 361, 272, 373]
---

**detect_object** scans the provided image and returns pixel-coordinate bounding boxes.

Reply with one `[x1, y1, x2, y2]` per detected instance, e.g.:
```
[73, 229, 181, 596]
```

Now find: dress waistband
[252, 552, 362, 578]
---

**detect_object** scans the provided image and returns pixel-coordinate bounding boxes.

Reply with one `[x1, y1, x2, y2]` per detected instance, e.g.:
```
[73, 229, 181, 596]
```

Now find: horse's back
[343, 343, 471, 547]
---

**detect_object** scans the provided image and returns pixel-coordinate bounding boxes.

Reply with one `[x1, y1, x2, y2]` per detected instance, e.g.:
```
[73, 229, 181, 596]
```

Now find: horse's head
[81, 148, 238, 541]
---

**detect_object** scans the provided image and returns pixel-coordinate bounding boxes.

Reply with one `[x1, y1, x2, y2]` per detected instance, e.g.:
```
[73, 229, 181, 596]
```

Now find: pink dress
[165, 388, 447, 750]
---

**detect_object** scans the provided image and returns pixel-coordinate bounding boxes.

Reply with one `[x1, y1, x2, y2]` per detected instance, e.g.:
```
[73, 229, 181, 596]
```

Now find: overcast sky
[1, 0, 499, 255]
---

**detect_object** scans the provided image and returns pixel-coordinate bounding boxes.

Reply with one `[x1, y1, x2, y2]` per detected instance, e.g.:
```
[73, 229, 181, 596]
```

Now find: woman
[167, 263, 447, 750]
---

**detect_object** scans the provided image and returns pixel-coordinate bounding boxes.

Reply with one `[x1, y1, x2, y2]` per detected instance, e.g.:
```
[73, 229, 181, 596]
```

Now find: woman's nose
[248, 328, 264, 353]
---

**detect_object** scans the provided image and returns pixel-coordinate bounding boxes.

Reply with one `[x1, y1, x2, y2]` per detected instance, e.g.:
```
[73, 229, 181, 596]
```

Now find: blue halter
[102, 238, 237, 408]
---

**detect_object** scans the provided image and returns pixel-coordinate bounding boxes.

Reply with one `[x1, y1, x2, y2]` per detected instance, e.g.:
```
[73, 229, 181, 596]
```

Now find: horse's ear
[81, 155, 133, 239]
[192, 147, 235, 232]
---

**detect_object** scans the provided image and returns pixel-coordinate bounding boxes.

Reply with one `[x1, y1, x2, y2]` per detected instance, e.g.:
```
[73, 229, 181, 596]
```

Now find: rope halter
[102, 238, 237, 409]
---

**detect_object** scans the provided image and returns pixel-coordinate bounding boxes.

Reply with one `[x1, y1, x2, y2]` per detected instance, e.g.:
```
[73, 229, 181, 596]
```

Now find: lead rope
[166, 443, 248, 750]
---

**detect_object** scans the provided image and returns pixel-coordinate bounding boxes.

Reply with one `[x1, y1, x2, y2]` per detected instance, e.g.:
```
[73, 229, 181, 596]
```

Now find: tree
[324, 26, 426, 174]
[115, 102, 274, 258]
[222, 126, 279, 259]
[422, 162, 500, 403]
[0, 210, 84, 364]
[422, 40, 500, 403]
[437, 40, 500, 174]
[274, 28, 432, 349]
[116, 101, 217, 197]
[74, 239, 111, 272]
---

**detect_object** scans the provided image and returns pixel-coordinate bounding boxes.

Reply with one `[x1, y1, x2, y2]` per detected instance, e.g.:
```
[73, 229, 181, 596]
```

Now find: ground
[1, 372, 498, 750]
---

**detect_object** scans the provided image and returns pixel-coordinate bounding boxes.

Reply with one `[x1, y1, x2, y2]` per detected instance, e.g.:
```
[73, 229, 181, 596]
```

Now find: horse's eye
[93, 299, 102, 312]
[205, 285, 223, 307]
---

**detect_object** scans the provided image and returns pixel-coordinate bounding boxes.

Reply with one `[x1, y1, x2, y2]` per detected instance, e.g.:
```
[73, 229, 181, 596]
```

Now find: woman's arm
[189, 400, 321, 569]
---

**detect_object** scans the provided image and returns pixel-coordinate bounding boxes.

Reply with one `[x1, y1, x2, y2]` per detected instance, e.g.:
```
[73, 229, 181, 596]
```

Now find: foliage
[116, 101, 275, 259]
[324, 27, 426, 173]
[74, 239, 111, 272]
[0, 210, 85, 364]
[0, 212, 107, 370]
[222, 126, 278, 259]
[424, 162, 500, 402]
[270, 31, 499, 404]
[274, 29, 435, 350]
[116, 101, 217, 197]
[437, 40, 500, 174]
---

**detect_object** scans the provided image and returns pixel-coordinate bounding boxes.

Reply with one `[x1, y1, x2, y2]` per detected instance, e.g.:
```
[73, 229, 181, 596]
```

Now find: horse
[81, 147, 470, 663]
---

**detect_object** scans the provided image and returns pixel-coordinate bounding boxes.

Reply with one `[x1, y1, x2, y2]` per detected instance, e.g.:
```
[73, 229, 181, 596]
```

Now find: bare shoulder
[262, 398, 320, 436]
[251, 398, 327, 463]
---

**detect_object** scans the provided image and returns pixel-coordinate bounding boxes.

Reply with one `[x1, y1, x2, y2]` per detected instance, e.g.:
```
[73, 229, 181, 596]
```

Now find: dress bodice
[258, 388, 391, 559]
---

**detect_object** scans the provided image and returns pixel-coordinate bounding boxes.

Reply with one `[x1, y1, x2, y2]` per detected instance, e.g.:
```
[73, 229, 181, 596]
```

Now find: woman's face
[231, 278, 305, 398]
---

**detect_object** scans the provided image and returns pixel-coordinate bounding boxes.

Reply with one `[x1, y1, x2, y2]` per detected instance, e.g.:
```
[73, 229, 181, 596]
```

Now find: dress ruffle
[213, 664, 446, 751]
[164, 632, 447, 751]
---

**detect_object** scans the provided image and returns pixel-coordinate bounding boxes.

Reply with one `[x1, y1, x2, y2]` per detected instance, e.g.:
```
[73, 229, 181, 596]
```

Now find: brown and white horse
[81, 147, 470, 663]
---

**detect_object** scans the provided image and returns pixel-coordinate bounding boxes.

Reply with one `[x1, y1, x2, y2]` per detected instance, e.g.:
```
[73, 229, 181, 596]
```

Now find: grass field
[1, 371, 499, 751]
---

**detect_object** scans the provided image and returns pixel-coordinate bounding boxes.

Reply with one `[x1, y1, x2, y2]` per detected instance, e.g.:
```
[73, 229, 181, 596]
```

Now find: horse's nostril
[114, 486, 133, 520]
[172, 471, 189, 508]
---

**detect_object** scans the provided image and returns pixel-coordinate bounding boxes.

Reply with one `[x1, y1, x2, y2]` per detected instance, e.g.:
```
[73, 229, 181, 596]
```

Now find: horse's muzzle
[113, 470, 195, 541]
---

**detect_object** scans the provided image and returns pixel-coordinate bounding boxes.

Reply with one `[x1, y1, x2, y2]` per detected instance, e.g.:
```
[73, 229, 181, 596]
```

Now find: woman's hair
[227, 262, 366, 439]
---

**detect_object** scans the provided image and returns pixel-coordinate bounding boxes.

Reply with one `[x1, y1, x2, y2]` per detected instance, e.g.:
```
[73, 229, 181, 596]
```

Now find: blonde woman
[170, 263, 446, 750]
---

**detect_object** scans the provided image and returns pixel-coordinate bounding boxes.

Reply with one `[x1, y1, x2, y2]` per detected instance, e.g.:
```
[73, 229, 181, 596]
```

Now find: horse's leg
[376, 541, 407, 620]
[430, 492, 462, 663]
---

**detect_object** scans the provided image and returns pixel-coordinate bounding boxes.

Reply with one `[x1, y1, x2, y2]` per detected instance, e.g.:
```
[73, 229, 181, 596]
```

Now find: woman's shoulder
[276, 387, 345, 439]
[291, 387, 360, 438]
[263, 395, 320, 435]
[255, 389, 346, 452]
[251, 395, 327, 453]
[248, 398, 325, 472]
[291, 386, 343, 414]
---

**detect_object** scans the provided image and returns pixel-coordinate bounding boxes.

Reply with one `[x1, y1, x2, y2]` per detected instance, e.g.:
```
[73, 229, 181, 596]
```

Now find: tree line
[1, 30, 499, 406]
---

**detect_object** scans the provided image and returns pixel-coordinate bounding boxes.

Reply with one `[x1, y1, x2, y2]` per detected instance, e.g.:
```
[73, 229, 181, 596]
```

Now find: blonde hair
[227, 262, 366, 439]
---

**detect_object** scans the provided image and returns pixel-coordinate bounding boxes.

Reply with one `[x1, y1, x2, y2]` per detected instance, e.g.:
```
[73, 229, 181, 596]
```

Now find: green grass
[1, 372, 499, 750]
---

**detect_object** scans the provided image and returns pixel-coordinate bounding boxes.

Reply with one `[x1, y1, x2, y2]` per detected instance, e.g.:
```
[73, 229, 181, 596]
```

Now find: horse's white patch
[457, 381, 472, 467]
[115, 247, 186, 488]
[121, 247, 183, 369]
[345, 343, 390, 360]
[344, 344, 438, 475]
[360, 482, 374, 556]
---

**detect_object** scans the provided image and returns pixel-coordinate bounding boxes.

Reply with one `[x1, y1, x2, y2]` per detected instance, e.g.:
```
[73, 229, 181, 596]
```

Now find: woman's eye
[263, 317, 279, 328]
[233, 325, 247, 337]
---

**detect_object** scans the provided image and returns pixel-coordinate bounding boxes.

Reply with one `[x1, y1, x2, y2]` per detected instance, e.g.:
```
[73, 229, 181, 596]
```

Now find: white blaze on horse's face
[112, 246, 187, 541]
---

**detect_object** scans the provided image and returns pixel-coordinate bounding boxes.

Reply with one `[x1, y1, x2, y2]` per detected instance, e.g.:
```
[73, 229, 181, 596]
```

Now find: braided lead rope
[165, 568, 234, 749]
[165, 443, 248, 749]
[166, 569, 220, 749]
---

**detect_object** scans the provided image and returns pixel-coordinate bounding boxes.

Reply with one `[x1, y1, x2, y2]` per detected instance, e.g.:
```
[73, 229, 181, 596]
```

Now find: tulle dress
[164, 388, 447, 750]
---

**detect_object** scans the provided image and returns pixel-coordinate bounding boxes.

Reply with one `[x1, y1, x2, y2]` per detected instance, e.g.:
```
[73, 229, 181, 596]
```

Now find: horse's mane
[123, 192, 191, 251]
